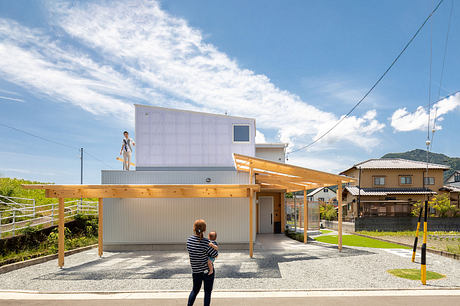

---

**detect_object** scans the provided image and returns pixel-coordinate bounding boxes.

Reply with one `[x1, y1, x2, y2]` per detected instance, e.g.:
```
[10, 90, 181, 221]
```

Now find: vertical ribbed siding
[101, 170, 251, 245]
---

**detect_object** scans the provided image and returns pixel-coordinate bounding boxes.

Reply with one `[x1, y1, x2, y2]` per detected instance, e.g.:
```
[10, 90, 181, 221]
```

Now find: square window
[400, 176, 412, 185]
[233, 125, 250, 142]
[424, 177, 435, 185]
[374, 177, 385, 186]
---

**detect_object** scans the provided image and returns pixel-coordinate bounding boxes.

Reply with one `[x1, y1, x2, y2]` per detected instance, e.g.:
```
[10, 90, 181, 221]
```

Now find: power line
[288, 0, 445, 156]
[431, 0, 454, 150]
[0, 122, 114, 169]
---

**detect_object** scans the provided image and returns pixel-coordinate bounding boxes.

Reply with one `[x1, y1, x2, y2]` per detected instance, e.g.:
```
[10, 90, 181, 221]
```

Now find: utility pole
[357, 166, 362, 218]
[80, 148, 83, 209]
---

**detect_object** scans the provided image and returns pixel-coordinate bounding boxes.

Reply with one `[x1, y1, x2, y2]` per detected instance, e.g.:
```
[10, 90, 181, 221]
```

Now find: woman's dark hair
[123, 131, 129, 135]
[193, 219, 206, 240]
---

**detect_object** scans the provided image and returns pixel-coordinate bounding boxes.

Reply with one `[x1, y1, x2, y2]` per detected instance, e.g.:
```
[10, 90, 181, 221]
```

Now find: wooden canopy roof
[233, 153, 355, 192]
[23, 184, 260, 198]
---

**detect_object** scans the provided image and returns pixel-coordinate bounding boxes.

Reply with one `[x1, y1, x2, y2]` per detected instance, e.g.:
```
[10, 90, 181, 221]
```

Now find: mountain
[381, 149, 460, 181]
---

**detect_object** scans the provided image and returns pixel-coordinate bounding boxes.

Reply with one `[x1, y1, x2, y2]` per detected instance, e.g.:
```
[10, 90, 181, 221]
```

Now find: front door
[259, 196, 273, 233]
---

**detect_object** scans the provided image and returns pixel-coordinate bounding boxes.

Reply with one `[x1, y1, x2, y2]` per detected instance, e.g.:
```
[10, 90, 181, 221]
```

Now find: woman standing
[187, 219, 218, 306]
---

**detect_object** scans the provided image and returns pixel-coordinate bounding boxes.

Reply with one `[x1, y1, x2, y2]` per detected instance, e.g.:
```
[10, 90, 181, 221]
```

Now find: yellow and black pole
[421, 200, 428, 285]
[411, 204, 423, 262]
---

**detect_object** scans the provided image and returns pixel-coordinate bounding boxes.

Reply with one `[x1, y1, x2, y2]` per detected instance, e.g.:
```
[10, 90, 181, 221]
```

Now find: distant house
[340, 158, 450, 217]
[441, 170, 460, 209]
[306, 186, 336, 203]
[445, 170, 460, 188]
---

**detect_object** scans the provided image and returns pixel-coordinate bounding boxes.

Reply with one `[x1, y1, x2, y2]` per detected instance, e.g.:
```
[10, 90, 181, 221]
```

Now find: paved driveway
[0, 234, 459, 291]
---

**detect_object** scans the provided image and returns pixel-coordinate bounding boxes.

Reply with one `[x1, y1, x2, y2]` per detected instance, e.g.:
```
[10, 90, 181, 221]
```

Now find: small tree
[429, 194, 458, 217]
[320, 203, 337, 221]
[411, 201, 423, 217]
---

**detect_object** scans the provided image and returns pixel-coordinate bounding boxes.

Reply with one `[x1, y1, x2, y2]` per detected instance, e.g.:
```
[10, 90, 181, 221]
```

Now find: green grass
[314, 234, 410, 249]
[320, 229, 333, 234]
[387, 269, 445, 280]
[357, 230, 459, 237]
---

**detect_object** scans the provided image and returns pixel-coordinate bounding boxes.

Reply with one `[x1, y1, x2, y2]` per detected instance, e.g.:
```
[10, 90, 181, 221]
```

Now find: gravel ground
[0, 234, 459, 291]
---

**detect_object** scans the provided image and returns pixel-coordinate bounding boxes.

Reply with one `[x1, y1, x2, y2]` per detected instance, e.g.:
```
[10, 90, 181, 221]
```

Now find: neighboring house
[102, 104, 352, 249]
[340, 158, 450, 218]
[445, 170, 460, 188]
[441, 170, 460, 209]
[306, 186, 336, 203]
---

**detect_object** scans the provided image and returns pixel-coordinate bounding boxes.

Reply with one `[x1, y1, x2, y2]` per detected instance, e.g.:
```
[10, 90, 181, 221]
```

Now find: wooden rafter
[23, 184, 260, 199]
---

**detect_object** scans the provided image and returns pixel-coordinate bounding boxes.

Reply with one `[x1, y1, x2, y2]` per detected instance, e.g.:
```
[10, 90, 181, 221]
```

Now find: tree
[320, 203, 337, 221]
[429, 194, 458, 218]
[411, 201, 423, 217]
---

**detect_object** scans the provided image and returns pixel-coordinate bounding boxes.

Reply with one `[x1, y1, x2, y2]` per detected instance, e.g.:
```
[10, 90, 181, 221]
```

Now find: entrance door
[259, 196, 273, 233]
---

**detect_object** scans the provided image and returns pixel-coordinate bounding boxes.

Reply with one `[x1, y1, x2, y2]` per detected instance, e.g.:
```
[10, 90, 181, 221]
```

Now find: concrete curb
[0, 244, 97, 274]
[1, 287, 459, 294]
[353, 233, 460, 260]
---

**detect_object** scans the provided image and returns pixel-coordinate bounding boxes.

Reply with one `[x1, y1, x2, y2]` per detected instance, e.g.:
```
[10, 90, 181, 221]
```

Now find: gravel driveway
[0, 234, 458, 291]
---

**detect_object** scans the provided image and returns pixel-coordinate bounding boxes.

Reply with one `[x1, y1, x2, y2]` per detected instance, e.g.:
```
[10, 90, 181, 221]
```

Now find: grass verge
[320, 229, 333, 234]
[387, 269, 445, 280]
[314, 235, 409, 249]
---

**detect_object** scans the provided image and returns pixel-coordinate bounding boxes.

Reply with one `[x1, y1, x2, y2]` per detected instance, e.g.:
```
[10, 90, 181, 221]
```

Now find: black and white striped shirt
[186, 235, 218, 273]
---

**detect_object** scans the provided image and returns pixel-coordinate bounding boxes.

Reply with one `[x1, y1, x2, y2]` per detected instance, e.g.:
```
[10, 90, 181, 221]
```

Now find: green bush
[320, 203, 337, 221]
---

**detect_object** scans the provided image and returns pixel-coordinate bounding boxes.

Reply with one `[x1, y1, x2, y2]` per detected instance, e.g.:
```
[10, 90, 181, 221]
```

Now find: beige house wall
[342, 168, 444, 191]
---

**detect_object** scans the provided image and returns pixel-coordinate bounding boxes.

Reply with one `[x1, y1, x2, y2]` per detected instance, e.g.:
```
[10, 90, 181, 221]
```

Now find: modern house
[99, 104, 353, 250]
[340, 158, 450, 217]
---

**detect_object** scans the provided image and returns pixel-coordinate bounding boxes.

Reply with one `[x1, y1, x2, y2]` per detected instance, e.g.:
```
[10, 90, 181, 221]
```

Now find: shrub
[320, 203, 337, 221]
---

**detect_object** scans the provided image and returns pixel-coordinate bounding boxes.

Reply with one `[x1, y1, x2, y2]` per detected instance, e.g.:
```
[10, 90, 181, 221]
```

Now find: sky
[0, 0, 459, 184]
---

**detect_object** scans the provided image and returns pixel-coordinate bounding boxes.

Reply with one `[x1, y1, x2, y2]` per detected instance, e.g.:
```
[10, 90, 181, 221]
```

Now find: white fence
[0, 195, 98, 238]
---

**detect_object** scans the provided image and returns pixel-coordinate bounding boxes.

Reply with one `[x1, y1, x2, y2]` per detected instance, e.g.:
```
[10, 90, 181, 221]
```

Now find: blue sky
[0, 0, 459, 184]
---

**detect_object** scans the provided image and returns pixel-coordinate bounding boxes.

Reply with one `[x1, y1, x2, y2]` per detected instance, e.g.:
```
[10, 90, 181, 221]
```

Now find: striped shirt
[186, 235, 218, 273]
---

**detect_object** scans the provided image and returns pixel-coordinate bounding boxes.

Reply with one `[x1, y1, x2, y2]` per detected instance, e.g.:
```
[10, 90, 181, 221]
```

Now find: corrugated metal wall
[101, 170, 255, 245]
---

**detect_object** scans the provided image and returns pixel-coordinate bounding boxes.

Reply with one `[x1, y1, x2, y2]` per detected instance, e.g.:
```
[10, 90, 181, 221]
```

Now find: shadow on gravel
[35, 243, 375, 281]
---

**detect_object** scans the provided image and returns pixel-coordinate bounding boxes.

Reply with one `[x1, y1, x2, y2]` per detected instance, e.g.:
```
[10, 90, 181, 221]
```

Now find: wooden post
[249, 167, 254, 258]
[58, 197, 65, 268]
[98, 198, 103, 257]
[337, 183, 343, 252]
[280, 193, 285, 233]
[303, 189, 308, 244]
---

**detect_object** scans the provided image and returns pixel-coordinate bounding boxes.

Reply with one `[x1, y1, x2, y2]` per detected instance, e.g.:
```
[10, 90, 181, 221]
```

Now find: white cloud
[255, 130, 267, 143]
[0, 0, 385, 151]
[390, 92, 460, 132]
[0, 95, 24, 103]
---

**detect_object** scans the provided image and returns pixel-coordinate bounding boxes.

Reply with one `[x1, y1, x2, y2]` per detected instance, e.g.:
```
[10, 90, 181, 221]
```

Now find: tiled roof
[345, 186, 435, 196]
[341, 158, 449, 174]
[440, 185, 460, 193]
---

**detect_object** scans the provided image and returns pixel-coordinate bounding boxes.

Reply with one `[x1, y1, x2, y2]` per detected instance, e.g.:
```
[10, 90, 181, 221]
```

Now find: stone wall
[321, 220, 355, 233]
[355, 217, 460, 232]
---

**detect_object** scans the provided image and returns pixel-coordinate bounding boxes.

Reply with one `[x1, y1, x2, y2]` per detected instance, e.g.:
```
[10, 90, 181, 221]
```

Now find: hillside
[382, 149, 460, 181]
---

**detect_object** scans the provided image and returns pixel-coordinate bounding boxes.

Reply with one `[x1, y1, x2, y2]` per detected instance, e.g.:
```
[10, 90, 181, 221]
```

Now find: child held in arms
[206, 231, 218, 275]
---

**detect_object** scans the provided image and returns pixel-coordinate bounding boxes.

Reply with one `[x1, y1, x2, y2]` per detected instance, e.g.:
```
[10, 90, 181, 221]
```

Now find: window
[424, 177, 435, 185]
[374, 176, 385, 186]
[324, 188, 328, 193]
[318, 197, 325, 202]
[400, 176, 412, 185]
[455, 172, 460, 182]
[233, 124, 250, 142]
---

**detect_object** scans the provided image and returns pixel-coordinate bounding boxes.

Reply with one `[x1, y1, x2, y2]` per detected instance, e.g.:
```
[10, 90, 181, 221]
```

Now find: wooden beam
[58, 197, 64, 268]
[249, 167, 254, 258]
[43, 187, 257, 199]
[234, 154, 355, 184]
[23, 184, 260, 190]
[304, 189, 308, 244]
[337, 183, 343, 252]
[280, 193, 285, 233]
[98, 198, 103, 257]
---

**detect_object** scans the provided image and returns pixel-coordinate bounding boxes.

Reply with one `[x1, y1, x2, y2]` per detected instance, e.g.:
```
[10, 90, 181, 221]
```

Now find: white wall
[255, 147, 285, 163]
[135, 105, 256, 168]
[101, 170, 255, 245]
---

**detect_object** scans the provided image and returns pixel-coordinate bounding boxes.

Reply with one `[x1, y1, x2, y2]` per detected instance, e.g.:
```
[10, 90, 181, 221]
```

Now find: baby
[207, 231, 218, 275]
